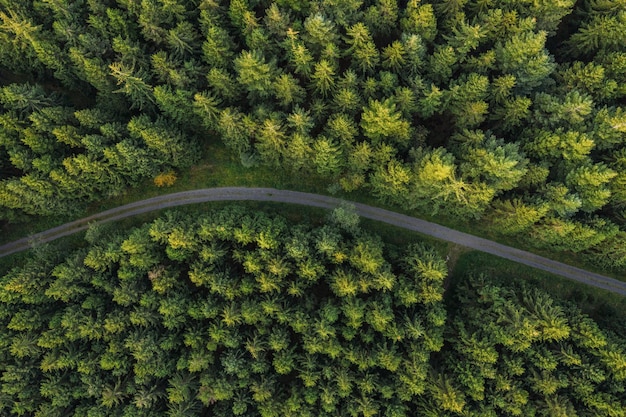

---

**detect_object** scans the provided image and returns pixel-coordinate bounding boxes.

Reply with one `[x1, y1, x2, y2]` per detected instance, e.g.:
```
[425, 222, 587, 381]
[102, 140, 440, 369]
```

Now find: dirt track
[1, 187, 625, 296]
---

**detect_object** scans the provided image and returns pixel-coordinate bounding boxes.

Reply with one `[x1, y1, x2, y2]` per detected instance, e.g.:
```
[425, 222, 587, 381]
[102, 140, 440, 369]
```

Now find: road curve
[1, 187, 625, 296]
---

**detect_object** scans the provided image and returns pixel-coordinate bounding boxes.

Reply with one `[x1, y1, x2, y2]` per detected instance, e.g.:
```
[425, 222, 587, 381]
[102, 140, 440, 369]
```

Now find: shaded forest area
[1, 0, 626, 270]
[0, 205, 625, 416]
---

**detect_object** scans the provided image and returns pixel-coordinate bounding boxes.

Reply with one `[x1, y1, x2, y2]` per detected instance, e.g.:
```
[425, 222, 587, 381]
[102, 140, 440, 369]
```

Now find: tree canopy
[2, 2, 626, 414]
[1, 206, 625, 416]
[2, 1, 626, 270]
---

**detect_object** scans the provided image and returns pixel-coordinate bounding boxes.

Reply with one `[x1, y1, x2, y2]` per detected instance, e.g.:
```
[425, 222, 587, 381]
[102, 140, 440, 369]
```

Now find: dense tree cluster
[435, 275, 626, 416]
[0, 83, 196, 219]
[1, 0, 626, 269]
[0, 206, 447, 416]
[1, 207, 625, 416]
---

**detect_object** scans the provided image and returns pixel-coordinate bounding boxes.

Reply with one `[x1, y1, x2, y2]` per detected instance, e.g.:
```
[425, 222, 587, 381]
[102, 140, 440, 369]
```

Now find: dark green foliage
[0, 84, 197, 218]
[2, 3, 626, 414]
[2, 0, 626, 269]
[434, 274, 626, 416]
[0, 206, 446, 416]
[2, 207, 626, 416]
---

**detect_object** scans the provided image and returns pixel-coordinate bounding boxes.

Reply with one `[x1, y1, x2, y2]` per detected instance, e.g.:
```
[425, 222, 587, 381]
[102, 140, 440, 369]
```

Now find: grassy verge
[450, 250, 626, 333]
[2, 141, 624, 283]
[0, 142, 329, 244]
[0, 199, 448, 273]
[3, 199, 624, 336]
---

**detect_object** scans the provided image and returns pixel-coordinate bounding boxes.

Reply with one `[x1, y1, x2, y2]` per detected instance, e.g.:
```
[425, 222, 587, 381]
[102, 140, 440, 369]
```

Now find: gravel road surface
[1, 187, 625, 296]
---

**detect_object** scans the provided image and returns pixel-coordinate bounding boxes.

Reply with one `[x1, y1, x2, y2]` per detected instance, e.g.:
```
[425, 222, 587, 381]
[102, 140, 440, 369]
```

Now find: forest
[0, 205, 625, 417]
[2, 1, 626, 415]
[1, 0, 626, 271]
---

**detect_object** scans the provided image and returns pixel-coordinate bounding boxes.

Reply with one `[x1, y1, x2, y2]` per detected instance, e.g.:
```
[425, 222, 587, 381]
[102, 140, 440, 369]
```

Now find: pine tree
[364, 0, 399, 37]
[127, 115, 196, 168]
[400, 0, 437, 42]
[459, 135, 528, 193]
[369, 158, 411, 205]
[325, 113, 358, 147]
[302, 13, 339, 56]
[312, 136, 343, 176]
[216, 107, 252, 155]
[525, 129, 594, 162]
[360, 98, 411, 147]
[565, 162, 617, 213]
[491, 96, 532, 132]
[444, 17, 485, 56]
[166, 21, 200, 59]
[495, 31, 555, 94]
[192, 90, 222, 130]
[310, 59, 336, 98]
[539, 183, 582, 217]
[255, 116, 286, 167]
[382, 41, 406, 73]
[428, 45, 457, 84]
[488, 199, 549, 235]
[234, 50, 276, 100]
[202, 23, 236, 68]
[154, 85, 196, 126]
[109, 62, 155, 110]
[345, 23, 380, 75]
[567, 11, 626, 57]
[273, 73, 306, 107]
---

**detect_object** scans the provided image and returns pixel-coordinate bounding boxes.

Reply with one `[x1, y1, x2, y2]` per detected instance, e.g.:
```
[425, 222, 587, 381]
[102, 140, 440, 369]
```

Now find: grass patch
[4, 200, 624, 336]
[0, 142, 331, 245]
[0, 232, 87, 276]
[2, 140, 625, 286]
[450, 250, 626, 334]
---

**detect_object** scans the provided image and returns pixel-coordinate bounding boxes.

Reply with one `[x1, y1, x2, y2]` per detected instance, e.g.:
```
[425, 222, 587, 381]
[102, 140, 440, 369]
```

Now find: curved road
[1, 187, 625, 296]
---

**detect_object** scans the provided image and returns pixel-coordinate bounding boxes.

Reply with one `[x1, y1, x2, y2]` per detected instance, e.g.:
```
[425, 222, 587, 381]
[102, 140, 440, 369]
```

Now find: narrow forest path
[2, 187, 625, 296]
